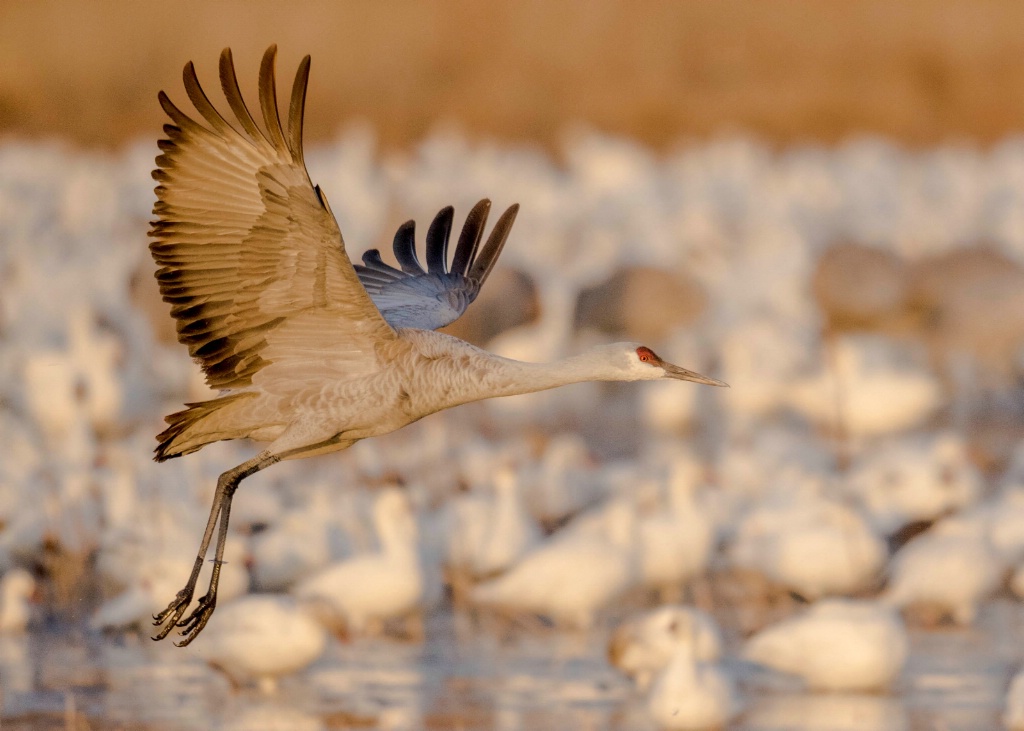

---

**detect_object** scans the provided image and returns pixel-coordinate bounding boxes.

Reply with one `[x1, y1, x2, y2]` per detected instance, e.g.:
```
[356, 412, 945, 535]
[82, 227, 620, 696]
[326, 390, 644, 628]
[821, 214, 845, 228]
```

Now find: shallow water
[2, 600, 1021, 731]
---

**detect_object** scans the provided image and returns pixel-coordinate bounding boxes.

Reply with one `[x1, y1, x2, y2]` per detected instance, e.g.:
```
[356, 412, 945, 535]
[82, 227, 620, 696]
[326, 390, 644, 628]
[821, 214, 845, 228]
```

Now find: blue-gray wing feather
[354, 200, 519, 331]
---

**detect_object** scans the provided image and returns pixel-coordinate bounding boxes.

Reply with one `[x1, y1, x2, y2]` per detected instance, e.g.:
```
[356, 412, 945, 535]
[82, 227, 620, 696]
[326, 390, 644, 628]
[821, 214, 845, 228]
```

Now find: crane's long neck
[477, 349, 622, 400]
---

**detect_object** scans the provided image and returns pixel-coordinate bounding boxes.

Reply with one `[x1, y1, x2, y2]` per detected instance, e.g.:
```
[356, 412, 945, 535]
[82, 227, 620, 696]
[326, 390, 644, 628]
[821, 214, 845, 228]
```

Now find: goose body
[294, 490, 424, 635]
[729, 496, 886, 599]
[645, 647, 740, 730]
[0, 569, 35, 633]
[881, 516, 1003, 624]
[743, 599, 908, 692]
[609, 605, 723, 690]
[199, 594, 328, 692]
[147, 45, 724, 645]
[470, 499, 639, 628]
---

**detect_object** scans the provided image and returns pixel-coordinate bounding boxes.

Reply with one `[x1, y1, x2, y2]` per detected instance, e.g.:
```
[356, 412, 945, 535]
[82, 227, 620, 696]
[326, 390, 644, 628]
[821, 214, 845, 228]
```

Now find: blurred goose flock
[4, 129, 1024, 729]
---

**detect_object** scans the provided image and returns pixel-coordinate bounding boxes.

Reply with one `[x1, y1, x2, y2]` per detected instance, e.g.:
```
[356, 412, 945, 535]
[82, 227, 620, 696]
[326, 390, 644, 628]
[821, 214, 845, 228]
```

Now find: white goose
[0, 568, 36, 633]
[637, 465, 714, 592]
[645, 643, 740, 730]
[881, 514, 1003, 624]
[1004, 669, 1024, 729]
[787, 333, 943, 438]
[609, 605, 723, 690]
[449, 466, 541, 581]
[470, 498, 639, 629]
[844, 431, 982, 536]
[198, 593, 328, 693]
[475, 468, 543, 578]
[729, 495, 886, 599]
[294, 489, 424, 635]
[743, 599, 908, 692]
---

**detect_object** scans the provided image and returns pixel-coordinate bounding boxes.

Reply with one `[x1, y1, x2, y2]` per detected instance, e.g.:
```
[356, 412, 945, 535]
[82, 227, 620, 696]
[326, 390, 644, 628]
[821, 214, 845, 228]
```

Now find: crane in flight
[148, 45, 726, 646]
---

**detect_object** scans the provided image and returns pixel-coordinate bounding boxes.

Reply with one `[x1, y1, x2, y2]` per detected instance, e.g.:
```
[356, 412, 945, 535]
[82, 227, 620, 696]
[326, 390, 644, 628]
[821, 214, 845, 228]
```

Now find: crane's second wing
[354, 200, 519, 331]
[149, 46, 395, 391]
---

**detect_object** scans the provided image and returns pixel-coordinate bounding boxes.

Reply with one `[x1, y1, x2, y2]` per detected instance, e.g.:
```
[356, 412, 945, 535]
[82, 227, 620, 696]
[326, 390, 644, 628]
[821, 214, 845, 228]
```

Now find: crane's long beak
[660, 361, 729, 387]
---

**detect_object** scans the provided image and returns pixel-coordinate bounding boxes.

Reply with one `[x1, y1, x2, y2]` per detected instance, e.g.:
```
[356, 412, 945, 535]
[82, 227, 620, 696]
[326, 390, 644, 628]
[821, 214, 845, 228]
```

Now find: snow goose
[729, 495, 886, 599]
[519, 432, 603, 527]
[294, 489, 424, 635]
[470, 498, 639, 629]
[844, 432, 982, 536]
[0, 568, 36, 633]
[464, 467, 542, 580]
[197, 594, 328, 693]
[637, 464, 714, 593]
[743, 599, 907, 692]
[717, 313, 818, 425]
[609, 605, 723, 690]
[1005, 669, 1024, 729]
[645, 642, 740, 730]
[787, 334, 942, 438]
[881, 515, 1004, 624]
[249, 495, 336, 592]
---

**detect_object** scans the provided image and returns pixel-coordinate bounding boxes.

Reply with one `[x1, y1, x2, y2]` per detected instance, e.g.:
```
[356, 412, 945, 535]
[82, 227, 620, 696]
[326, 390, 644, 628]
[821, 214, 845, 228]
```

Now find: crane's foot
[172, 592, 217, 647]
[151, 587, 194, 641]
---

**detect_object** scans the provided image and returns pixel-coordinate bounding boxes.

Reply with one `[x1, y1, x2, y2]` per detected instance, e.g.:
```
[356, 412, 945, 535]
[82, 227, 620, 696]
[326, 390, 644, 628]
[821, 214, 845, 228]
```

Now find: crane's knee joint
[216, 472, 241, 495]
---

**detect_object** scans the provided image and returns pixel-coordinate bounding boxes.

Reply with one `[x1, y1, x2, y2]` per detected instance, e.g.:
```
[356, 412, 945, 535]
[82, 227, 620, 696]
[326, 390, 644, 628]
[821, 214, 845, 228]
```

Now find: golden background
[3, 0, 1024, 150]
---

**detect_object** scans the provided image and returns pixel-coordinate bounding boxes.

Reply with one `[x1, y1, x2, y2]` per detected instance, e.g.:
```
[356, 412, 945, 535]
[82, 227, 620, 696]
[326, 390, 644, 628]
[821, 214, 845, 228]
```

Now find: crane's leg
[152, 450, 279, 646]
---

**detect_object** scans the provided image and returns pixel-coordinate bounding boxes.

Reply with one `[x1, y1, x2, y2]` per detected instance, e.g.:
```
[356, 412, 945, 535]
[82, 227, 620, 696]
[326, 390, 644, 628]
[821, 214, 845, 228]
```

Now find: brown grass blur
[2, 0, 1024, 150]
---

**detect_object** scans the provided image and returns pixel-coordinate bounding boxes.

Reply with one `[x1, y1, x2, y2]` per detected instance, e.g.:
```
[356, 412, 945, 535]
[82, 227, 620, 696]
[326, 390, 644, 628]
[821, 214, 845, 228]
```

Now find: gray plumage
[148, 45, 725, 647]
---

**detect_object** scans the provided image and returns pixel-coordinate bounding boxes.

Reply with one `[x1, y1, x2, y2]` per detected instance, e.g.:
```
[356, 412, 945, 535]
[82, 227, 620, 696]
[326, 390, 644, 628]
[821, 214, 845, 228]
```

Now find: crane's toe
[151, 588, 194, 641]
[173, 592, 217, 647]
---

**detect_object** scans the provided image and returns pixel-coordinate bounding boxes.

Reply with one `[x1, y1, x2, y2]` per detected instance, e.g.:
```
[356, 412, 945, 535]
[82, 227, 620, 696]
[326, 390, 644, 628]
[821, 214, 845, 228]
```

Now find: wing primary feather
[392, 220, 425, 275]
[182, 62, 233, 135]
[426, 206, 454, 275]
[258, 45, 290, 155]
[151, 45, 397, 392]
[360, 250, 404, 275]
[451, 199, 490, 276]
[287, 55, 312, 167]
[158, 92, 208, 136]
[469, 203, 519, 286]
[219, 48, 268, 142]
[353, 265, 398, 283]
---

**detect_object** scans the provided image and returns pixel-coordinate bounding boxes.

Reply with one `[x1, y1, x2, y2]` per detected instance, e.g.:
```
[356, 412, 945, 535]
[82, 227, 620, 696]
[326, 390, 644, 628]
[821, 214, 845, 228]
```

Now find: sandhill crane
[148, 45, 726, 646]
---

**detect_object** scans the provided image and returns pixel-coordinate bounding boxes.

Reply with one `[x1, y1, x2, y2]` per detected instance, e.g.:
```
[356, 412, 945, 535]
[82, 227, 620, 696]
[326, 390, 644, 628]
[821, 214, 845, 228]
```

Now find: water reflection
[743, 693, 908, 731]
[1, 603, 1022, 730]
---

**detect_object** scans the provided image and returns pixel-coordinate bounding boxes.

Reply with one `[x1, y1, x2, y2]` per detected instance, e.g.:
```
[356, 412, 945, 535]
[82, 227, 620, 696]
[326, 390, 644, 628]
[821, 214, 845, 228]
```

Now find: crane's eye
[636, 346, 657, 363]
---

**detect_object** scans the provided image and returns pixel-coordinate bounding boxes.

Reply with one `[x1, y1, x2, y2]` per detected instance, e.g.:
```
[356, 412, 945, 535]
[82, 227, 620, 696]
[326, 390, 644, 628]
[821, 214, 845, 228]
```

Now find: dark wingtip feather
[287, 55, 312, 167]
[219, 46, 266, 142]
[425, 206, 454, 274]
[469, 203, 519, 286]
[183, 60, 231, 134]
[258, 45, 288, 154]
[157, 91, 198, 132]
[392, 220, 424, 275]
[451, 199, 491, 276]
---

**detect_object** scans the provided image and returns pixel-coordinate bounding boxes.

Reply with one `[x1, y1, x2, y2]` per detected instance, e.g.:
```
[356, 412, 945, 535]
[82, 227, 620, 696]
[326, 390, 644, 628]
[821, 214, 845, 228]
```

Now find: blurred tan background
[3, 0, 1024, 150]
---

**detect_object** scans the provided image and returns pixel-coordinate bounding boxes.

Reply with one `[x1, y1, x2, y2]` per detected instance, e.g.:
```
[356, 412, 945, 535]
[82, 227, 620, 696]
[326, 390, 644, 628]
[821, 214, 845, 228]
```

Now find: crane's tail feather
[154, 392, 258, 461]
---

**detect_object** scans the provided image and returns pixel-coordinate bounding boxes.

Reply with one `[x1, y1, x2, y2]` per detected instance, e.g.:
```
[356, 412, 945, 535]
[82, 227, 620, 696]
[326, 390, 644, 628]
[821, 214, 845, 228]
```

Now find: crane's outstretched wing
[354, 200, 519, 331]
[149, 46, 395, 391]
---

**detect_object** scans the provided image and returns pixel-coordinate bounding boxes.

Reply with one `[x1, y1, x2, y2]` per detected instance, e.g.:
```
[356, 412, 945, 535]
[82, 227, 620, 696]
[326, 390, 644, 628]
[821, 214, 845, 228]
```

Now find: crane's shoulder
[393, 328, 487, 360]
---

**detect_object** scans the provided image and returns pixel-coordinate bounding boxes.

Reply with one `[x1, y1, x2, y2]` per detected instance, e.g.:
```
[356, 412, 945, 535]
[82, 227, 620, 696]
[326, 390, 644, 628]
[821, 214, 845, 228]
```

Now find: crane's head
[620, 344, 728, 386]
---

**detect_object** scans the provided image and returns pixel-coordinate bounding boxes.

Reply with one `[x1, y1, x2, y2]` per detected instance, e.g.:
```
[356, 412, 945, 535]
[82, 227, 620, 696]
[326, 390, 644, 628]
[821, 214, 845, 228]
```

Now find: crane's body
[162, 331, 687, 460]
[148, 46, 725, 646]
